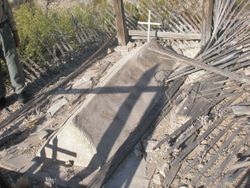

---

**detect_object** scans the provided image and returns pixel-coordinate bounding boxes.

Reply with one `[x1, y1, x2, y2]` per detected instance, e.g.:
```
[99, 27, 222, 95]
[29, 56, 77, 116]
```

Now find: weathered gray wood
[129, 30, 202, 40]
[163, 93, 241, 187]
[227, 161, 250, 172]
[166, 50, 249, 83]
[181, 121, 235, 175]
[113, 0, 129, 45]
[149, 46, 250, 84]
[191, 127, 244, 186]
[163, 116, 229, 187]
[231, 105, 250, 116]
[154, 101, 216, 150]
[201, 0, 214, 46]
[205, 134, 250, 186]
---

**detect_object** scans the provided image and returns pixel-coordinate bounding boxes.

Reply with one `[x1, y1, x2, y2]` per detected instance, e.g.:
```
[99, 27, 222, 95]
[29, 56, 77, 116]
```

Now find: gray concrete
[37, 41, 173, 176]
[103, 152, 149, 188]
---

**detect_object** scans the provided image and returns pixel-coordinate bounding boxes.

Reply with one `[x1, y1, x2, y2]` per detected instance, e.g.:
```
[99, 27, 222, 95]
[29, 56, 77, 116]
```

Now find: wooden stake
[113, 0, 129, 46]
[201, 0, 214, 46]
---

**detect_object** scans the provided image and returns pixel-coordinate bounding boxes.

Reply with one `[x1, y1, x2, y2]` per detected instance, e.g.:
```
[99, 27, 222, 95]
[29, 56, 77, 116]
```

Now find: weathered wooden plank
[163, 116, 229, 187]
[129, 30, 202, 40]
[182, 12, 201, 32]
[231, 105, 250, 116]
[0, 127, 30, 148]
[149, 46, 250, 84]
[205, 133, 250, 186]
[113, 0, 129, 45]
[227, 161, 250, 172]
[166, 49, 249, 83]
[154, 101, 216, 150]
[162, 93, 241, 187]
[201, 0, 214, 46]
[191, 127, 244, 186]
[181, 121, 235, 175]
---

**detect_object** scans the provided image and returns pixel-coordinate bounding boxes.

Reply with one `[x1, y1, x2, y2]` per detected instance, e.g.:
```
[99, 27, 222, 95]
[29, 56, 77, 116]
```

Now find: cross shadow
[102, 89, 165, 188]
[13, 54, 168, 187]
[65, 64, 166, 187]
[23, 136, 77, 187]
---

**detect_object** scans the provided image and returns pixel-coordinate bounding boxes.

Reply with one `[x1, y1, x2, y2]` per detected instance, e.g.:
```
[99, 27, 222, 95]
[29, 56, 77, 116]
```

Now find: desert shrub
[15, 4, 56, 59]
[0, 1, 114, 86]
[14, 3, 101, 60]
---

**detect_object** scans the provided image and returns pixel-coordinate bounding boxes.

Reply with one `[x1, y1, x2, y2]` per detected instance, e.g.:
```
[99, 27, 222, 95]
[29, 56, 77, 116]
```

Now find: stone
[107, 48, 114, 54]
[198, 164, 204, 170]
[71, 76, 92, 90]
[152, 173, 162, 186]
[65, 160, 74, 167]
[244, 67, 250, 75]
[127, 41, 136, 49]
[231, 105, 250, 116]
[114, 45, 129, 52]
[144, 140, 158, 153]
[47, 97, 68, 117]
[158, 163, 168, 177]
[179, 185, 188, 188]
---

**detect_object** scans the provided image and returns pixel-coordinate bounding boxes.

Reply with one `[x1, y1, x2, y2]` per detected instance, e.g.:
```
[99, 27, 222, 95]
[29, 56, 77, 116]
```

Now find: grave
[37, 41, 174, 171]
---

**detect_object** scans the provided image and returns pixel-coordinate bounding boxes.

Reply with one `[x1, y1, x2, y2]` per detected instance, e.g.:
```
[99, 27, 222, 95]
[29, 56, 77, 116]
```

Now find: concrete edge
[36, 43, 148, 159]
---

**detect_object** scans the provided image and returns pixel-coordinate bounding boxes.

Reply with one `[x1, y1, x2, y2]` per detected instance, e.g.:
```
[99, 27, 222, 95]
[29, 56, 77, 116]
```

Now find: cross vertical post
[138, 10, 161, 42]
[147, 10, 151, 42]
[113, 0, 129, 46]
[201, 0, 214, 46]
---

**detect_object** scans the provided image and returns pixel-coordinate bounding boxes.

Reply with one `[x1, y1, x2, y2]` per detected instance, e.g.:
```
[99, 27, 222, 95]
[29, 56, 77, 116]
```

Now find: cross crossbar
[138, 10, 161, 42]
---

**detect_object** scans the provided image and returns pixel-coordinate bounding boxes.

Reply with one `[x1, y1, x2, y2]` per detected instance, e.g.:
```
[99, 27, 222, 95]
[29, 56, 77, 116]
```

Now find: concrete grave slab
[37, 41, 174, 171]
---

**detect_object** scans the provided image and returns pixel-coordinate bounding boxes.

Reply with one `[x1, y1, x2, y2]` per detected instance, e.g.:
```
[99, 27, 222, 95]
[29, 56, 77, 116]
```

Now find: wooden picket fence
[18, 1, 203, 93]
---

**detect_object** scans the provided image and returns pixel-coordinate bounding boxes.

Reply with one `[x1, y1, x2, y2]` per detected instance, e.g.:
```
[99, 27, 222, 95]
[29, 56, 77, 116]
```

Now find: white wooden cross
[138, 10, 161, 42]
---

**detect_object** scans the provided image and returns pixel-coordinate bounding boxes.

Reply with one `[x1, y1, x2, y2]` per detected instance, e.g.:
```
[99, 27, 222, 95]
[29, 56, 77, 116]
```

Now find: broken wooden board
[231, 105, 250, 116]
[129, 30, 201, 40]
[148, 46, 250, 84]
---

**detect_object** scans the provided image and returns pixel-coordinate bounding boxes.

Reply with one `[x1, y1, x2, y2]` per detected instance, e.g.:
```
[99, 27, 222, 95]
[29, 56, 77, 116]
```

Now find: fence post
[113, 0, 129, 46]
[201, 0, 214, 46]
